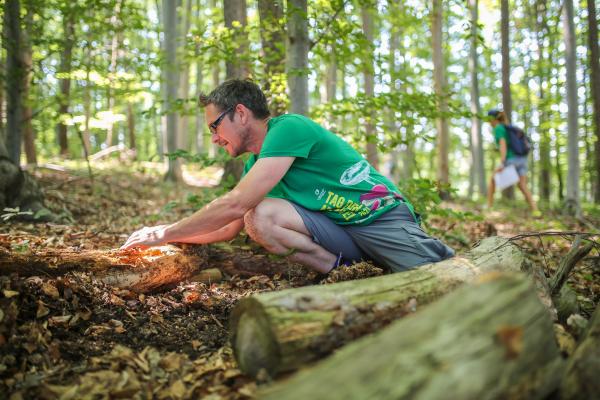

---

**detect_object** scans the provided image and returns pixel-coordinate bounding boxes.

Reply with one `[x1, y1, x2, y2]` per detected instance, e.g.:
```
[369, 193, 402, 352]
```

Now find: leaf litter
[0, 165, 598, 399]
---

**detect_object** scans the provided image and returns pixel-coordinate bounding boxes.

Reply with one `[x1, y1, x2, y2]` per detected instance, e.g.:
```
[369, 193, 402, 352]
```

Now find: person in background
[486, 109, 539, 215]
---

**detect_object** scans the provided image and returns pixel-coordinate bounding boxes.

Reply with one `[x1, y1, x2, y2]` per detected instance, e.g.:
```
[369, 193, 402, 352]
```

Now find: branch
[549, 235, 594, 295]
[309, 0, 350, 51]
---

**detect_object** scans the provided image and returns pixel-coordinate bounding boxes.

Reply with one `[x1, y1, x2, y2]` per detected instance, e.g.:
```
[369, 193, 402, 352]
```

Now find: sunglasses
[209, 105, 235, 135]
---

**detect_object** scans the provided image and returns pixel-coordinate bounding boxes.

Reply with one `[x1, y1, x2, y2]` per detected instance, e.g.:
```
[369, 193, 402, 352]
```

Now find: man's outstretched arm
[121, 156, 295, 249]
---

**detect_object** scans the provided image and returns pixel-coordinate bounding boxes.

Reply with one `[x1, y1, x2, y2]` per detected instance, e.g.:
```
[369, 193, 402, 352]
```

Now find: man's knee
[244, 199, 279, 240]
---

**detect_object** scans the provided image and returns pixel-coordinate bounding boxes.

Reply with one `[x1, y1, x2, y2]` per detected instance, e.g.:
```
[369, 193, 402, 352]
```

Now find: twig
[549, 235, 594, 296]
[309, 0, 350, 50]
[77, 130, 94, 193]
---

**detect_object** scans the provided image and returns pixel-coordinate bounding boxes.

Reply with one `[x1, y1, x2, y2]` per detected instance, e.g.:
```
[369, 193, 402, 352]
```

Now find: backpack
[503, 124, 531, 156]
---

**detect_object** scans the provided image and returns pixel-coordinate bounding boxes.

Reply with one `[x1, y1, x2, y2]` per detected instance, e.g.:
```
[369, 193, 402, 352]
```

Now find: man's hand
[120, 225, 169, 250]
[495, 163, 505, 173]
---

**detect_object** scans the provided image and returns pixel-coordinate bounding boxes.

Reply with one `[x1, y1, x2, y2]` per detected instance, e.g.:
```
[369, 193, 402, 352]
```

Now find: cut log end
[230, 298, 280, 377]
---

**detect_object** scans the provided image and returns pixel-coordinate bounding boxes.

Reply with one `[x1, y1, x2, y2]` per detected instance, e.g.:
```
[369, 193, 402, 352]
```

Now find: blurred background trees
[0, 0, 598, 215]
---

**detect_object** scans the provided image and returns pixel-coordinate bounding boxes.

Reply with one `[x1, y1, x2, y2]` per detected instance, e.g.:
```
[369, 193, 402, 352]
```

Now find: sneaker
[531, 210, 542, 218]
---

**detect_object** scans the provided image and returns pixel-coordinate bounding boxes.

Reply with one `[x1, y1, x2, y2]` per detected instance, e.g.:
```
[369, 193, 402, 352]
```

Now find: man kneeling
[121, 80, 454, 273]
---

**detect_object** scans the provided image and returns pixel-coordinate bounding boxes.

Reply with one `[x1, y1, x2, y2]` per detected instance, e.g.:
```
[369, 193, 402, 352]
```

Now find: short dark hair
[199, 79, 270, 119]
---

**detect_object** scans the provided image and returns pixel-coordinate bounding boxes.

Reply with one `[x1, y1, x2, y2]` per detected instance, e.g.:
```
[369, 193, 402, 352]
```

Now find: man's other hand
[120, 225, 168, 250]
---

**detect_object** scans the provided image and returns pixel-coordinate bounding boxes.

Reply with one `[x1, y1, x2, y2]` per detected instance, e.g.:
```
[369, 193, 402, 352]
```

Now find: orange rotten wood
[0, 245, 208, 293]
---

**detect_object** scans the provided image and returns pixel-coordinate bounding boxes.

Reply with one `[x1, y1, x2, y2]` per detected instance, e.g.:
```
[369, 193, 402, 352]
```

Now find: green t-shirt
[242, 114, 415, 226]
[494, 124, 515, 159]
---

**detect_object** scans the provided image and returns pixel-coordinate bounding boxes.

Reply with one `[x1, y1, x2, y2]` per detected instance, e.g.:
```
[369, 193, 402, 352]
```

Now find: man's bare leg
[244, 198, 337, 274]
[487, 176, 496, 208]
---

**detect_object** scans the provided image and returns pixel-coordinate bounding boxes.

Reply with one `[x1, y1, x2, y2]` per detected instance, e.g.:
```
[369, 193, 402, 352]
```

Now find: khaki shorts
[291, 202, 455, 272]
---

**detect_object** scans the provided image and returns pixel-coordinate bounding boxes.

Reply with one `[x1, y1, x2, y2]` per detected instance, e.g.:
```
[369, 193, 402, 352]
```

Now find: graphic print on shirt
[342, 160, 400, 210]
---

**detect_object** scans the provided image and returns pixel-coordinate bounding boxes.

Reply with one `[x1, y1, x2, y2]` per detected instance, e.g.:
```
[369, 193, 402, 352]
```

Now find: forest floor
[0, 162, 599, 399]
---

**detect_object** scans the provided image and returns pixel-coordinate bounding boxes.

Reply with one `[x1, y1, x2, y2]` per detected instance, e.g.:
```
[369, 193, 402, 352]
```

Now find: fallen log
[261, 273, 564, 400]
[0, 245, 207, 293]
[230, 236, 528, 378]
[560, 305, 600, 399]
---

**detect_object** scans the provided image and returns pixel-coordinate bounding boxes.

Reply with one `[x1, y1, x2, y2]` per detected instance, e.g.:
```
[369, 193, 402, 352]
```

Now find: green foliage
[397, 178, 479, 226]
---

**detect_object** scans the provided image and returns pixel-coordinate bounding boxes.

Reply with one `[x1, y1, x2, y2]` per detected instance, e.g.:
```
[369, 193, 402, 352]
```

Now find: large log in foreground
[0, 246, 207, 293]
[560, 305, 600, 399]
[230, 237, 526, 377]
[261, 273, 564, 400]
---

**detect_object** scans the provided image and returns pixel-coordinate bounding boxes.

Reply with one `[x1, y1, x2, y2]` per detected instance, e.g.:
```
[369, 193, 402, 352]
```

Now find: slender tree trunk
[194, 0, 205, 154]
[21, 4, 35, 165]
[500, 0, 512, 122]
[127, 103, 136, 158]
[563, 0, 580, 215]
[82, 45, 92, 156]
[224, 0, 249, 79]
[287, 0, 309, 115]
[178, 0, 192, 156]
[0, 45, 4, 142]
[4, 0, 24, 164]
[56, 10, 74, 157]
[164, 0, 183, 182]
[361, 6, 378, 170]
[468, 0, 485, 198]
[258, 0, 286, 116]
[220, 0, 249, 186]
[587, 0, 600, 203]
[536, 1, 551, 202]
[432, 0, 449, 194]
[105, 0, 123, 147]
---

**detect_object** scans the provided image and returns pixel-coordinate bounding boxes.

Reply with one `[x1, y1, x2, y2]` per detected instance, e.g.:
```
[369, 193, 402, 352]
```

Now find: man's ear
[236, 103, 251, 125]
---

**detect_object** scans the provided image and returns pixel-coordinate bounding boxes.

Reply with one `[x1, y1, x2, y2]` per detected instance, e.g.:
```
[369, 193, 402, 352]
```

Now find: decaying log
[560, 305, 600, 399]
[230, 237, 528, 378]
[261, 273, 564, 400]
[0, 246, 207, 293]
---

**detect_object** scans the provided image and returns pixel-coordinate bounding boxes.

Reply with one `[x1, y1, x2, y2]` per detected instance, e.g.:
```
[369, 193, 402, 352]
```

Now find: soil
[0, 164, 597, 399]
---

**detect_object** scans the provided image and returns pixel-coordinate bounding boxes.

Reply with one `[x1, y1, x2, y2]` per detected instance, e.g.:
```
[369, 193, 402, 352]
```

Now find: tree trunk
[258, 0, 286, 116]
[287, 0, 309, 116]
[588, 0, 600, 203]
[0, 246, 207, 293]
[178, 0, 192, 156]
[194, 0, 205, 154]
[261, 274, 564, 400]
[563, 0, 580, 215]
[560, 305, 600, 399]
[220, 0, 249, 186]
[21, 4, 35, 165]
[104, 0, 123, 148]
[500, 0, 512, 122]
[127, 102, 136, 158]
[56, 8, 75, 157]
[230, 237, 530, 378]
[536, 1, 551, 202]
[361, 6, 379, 170]
[224, 0, 249, 79]
[431, 0, 449, 194]
[163, 0, 183, 182]
[469, 0, 485, 198]
[4, 0, 24, 164]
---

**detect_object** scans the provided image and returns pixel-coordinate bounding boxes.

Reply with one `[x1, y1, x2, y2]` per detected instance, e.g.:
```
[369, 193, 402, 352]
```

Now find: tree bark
[500, 0, 512, 123]
[563, 0, 580, 215]
[4, 0, 24, 164]
[258, 0, 286, 116]
[230, 237, 529, 378]
[127, 102, 136, 158]
[535, 1, 551, 202]
[469, 0, 485, 198]
[588, 0, 600, 203]
[163, 0, 183, 182]
[287, 0, 309, 116]
[21, 3, 36, 165]
[261, 273, 564, 400]
[104, 0, 123, 148]
[56, 8, 75, 157]
[0, 246, 208, 293]
[361, 6, 379, 170]
[431, 0, 449, 194]
[560, 305, 600, 399]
